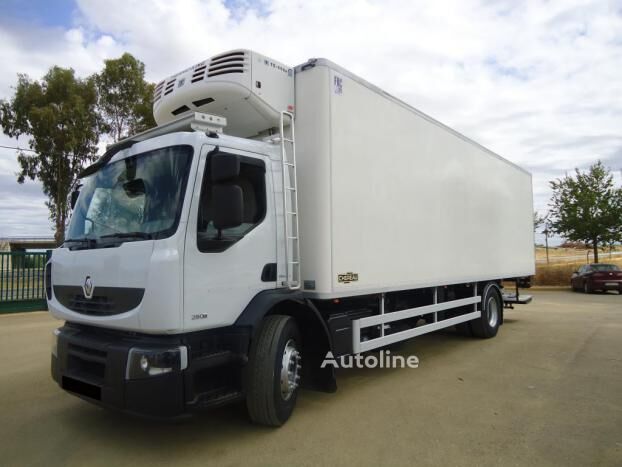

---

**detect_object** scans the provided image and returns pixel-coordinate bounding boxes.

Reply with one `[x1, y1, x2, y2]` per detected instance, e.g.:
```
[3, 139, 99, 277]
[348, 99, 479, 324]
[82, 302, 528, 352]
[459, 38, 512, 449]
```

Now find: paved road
[1, 290, 621, 467]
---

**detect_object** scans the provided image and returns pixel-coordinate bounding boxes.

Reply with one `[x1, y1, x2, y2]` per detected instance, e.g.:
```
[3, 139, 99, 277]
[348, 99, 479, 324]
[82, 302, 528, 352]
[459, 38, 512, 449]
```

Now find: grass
[535, 245, 622, 261]
[534, 256, 622, 286]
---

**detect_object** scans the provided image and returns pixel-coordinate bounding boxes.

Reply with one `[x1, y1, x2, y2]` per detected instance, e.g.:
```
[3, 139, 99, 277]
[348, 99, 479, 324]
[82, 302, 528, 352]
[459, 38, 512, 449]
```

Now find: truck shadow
[56, 325, 512, 453]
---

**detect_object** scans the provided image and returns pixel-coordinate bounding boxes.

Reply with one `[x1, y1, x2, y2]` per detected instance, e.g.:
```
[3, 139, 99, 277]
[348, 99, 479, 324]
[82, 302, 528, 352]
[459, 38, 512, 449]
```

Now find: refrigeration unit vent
[153, 81, 164, 102]
[163, 78, 176, 96]
[207, 51, 247, 77]
[191, 63, 207, 83]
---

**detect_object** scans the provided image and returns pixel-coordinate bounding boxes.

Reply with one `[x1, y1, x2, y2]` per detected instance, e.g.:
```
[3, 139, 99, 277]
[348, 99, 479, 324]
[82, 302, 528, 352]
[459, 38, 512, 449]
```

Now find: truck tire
[246, 315, 302, 426]
[470, 284, 502, 339]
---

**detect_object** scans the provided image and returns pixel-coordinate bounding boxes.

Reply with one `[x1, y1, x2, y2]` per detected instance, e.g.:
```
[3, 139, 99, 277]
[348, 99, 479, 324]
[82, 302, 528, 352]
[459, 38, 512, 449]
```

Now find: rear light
[45, 262, 52, 300]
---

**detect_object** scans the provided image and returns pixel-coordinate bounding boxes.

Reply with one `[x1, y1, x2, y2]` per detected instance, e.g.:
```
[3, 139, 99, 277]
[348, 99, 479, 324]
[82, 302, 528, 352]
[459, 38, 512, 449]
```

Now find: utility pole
[542, 212, 550, 264]
[543, 227, 549, 263]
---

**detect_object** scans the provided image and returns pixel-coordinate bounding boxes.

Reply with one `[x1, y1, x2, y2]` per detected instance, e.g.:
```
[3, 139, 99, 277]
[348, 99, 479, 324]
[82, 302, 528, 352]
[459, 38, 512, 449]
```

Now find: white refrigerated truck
[48, 49, 534, 426]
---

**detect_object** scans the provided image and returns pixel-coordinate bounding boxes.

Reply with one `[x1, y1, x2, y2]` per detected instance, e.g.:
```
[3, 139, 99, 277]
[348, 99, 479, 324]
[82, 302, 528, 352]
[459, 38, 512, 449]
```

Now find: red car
[570, 263, 622, 294]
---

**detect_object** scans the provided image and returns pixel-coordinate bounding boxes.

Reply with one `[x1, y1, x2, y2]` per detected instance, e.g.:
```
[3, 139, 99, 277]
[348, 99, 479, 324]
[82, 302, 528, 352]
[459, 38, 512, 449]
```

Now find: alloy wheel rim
[487, 296, 499, 328]
[280, 339, 301, 401]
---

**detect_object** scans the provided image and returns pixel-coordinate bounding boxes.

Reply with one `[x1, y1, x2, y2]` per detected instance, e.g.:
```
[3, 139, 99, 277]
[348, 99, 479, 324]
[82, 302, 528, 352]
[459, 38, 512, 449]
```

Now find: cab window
[197, 154, 266, 252]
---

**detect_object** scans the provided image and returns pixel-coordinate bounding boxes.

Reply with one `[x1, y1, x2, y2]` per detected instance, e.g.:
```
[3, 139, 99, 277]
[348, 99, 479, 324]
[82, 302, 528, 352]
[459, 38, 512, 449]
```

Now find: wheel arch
[235, 289, 337, 392]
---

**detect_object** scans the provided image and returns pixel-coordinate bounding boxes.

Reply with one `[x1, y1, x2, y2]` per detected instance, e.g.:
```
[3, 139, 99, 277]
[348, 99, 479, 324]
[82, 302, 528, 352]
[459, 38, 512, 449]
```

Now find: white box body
[294, 60, 535, 298]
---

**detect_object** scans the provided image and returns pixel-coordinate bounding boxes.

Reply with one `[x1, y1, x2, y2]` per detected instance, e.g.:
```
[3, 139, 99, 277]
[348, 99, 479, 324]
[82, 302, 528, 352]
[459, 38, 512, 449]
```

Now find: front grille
[67, 353, 106, 380]
[65, 342, 108, 387]
[54, 285, 145, 316]
[68, 294, 114, 315]
[68, 343, 107, 359]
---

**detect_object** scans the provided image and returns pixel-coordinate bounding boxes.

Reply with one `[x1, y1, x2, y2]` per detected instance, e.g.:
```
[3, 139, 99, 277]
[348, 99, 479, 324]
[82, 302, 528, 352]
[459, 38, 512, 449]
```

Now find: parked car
[570, 264, 622, 294]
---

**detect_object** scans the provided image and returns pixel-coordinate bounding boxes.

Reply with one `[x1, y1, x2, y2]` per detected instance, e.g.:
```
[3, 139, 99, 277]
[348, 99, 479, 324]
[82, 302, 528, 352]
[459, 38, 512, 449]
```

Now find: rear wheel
[246, 315, 302, 426]
[470, 284, 502, 339]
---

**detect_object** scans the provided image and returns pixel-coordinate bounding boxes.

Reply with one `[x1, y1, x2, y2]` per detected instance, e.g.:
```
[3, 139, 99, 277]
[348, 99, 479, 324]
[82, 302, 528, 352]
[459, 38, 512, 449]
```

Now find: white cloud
[0, 0, 621, 240]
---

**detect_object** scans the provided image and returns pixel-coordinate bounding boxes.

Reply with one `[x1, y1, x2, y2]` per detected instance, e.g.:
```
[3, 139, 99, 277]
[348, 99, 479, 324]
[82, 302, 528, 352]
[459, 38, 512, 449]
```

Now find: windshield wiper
[64, 237, 97, 248]
[100, 232, 153, 240]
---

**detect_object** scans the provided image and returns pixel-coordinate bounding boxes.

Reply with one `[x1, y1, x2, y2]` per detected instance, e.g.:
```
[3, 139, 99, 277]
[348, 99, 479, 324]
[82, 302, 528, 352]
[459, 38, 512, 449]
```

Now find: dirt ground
[0, 289, 621, 467]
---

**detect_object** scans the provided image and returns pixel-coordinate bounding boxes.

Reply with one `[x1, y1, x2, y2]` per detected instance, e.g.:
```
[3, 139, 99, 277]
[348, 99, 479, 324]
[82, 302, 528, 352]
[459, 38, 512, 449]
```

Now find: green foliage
[549, 161, 622, 262]
[0, 53, 156, 242]
[0, 67, 102, 243]
[94, 53, 156, 141]
[533, 210, 546, 232]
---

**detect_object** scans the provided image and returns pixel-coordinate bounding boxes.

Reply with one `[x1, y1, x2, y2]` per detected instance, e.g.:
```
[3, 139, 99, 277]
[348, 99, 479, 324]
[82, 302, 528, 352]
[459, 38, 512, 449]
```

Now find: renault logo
[83, 276, 94, 299]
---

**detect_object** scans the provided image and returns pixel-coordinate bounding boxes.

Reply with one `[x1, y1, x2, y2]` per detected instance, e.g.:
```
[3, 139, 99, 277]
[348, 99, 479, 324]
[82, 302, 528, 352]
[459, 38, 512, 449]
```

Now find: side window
[197, 154, 266, 252]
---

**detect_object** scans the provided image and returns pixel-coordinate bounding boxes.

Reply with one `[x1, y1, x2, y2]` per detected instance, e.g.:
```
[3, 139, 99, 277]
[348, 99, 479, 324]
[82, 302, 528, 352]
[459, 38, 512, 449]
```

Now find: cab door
[183, 144, 277, 331]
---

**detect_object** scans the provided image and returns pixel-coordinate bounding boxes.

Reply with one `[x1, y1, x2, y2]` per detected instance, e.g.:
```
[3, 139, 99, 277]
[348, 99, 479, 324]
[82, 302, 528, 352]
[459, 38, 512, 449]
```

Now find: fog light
[140, 355, 149, 372]
[125, 346, 188, 380]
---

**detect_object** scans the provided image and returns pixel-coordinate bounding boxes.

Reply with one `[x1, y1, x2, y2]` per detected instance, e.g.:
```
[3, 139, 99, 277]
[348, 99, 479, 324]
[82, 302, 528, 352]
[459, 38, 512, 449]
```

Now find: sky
[0, 0, 621, 243]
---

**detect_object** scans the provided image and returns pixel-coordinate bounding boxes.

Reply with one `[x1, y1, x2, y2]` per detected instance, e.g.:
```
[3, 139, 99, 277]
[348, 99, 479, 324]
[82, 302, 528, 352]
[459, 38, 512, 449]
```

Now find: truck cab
[53, 129, 284, 333]
[48, 50, 308, 422]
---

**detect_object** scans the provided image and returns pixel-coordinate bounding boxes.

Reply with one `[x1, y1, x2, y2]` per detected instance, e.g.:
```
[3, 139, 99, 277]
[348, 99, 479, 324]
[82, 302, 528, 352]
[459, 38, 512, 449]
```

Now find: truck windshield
[66, 145, 193, 245]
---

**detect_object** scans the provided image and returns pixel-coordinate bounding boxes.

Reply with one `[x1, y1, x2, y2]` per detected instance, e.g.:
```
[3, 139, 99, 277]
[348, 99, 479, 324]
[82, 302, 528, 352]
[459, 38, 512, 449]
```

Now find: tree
[533, 211, 546, 232]
[93, 53, 156, 142]
[548, 161, 622, 263]
[0, 67, 102, 244]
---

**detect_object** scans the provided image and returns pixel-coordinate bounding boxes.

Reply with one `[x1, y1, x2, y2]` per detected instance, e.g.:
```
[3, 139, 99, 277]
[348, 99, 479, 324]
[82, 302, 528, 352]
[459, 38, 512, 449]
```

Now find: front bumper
[52, 323, 250, 418]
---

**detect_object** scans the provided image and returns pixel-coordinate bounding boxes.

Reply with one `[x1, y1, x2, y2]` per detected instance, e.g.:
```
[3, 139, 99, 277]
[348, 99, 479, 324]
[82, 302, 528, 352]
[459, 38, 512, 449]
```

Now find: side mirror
[123, 178, 146, 198]
[70, 189, 80, 210]
[212, 184, 243, 230]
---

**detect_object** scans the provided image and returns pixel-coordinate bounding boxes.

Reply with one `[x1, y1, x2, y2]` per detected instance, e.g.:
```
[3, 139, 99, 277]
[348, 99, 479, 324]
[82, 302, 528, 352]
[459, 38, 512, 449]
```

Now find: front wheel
[246, 315, 302, 426]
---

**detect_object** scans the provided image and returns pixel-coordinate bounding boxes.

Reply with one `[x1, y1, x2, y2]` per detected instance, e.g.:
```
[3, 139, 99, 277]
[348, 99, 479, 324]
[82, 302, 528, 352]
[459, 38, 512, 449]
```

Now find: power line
[0, 144, 37, 153]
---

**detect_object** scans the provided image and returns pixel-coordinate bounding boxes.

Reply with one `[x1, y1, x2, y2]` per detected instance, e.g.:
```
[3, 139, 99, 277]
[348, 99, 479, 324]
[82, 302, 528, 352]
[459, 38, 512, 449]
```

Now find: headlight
[125, 346, 188, 380]
[51, 328, 60, 357]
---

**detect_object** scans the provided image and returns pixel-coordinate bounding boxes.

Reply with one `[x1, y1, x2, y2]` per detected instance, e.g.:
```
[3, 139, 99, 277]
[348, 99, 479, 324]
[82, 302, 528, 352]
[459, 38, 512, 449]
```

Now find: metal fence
[0, 251, 50, 312]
